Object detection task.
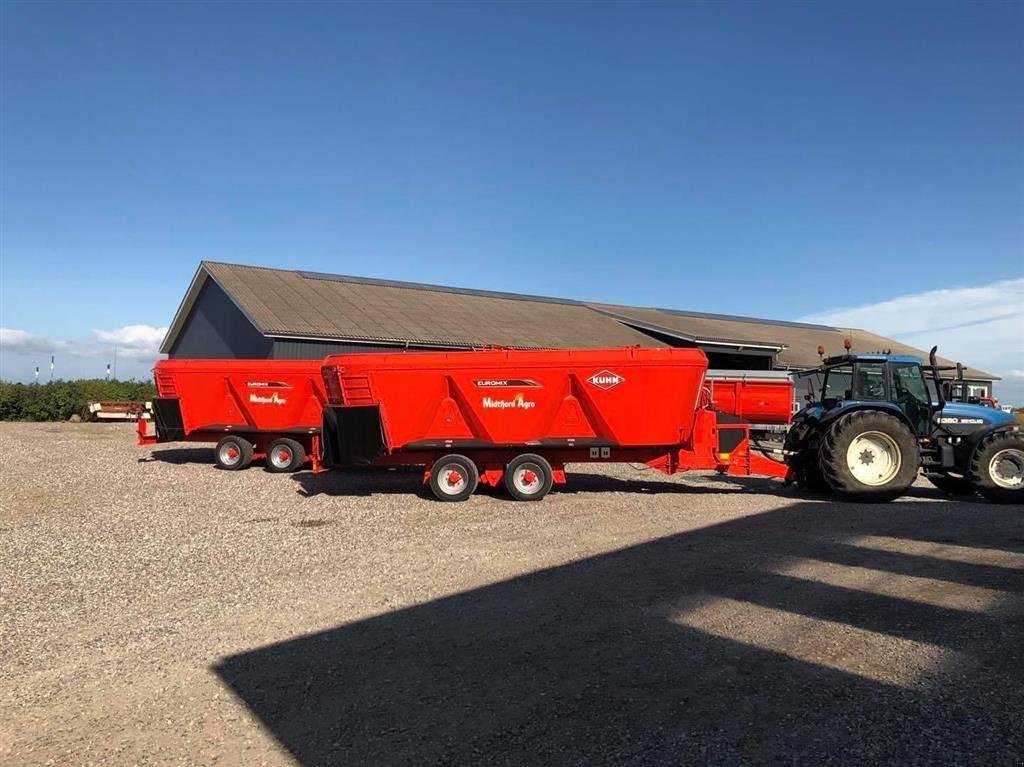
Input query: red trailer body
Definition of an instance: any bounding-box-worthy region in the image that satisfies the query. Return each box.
[319,347,793,500]
[706,375,795,425]
[138,359,327,471]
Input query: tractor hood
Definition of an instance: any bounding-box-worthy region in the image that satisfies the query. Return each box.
[934,401,1017,432]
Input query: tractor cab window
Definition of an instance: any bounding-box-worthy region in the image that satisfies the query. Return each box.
[822,365,853,402]
[892,363,929,403]
[853,362,887,400]
[891,362,930,434]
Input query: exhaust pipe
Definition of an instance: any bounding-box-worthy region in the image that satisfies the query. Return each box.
[929,346,946,409]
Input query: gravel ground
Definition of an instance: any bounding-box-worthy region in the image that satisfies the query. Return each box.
[1,422,1022,766]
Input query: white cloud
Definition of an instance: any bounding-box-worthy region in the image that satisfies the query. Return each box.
[0,324,167,381]
[800,278,1024,407]
[0,328,72,355]
[92,324,168,358]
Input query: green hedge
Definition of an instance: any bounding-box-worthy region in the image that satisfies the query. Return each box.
[0,379,157,421]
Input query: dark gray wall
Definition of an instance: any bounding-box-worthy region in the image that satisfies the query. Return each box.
[270,339,418,359]
[169,280,273,359]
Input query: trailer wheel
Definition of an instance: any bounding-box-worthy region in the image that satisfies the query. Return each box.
[266,437,307,473]
[215,436,254,470]
[429,454,479,502]
[818,411,918,502]
[969,432,1024,504]
[505,453,554,502]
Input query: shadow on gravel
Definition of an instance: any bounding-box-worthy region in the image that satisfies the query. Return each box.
[140,447,215,465]
[215,500,1024,765]
[291,466,430,498]
[291,467,788,500]
[558,471,790,496]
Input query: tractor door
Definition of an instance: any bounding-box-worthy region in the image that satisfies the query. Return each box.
[889,362,932,435]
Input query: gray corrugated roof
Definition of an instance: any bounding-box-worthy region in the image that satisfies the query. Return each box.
[587,303,997,379]
[167,262,665,351]
[159,261,998,381]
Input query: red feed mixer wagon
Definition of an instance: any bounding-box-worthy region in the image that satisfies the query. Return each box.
[318,346,794,500]
[138,359,328,471]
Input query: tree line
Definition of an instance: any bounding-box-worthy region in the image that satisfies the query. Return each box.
[0,379,157,421]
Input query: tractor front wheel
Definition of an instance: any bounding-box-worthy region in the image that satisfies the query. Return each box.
[819,411,919,502]
[970,432,1024,504]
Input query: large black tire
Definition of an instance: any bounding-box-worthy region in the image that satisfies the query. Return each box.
[795,434,827,492]
[428,454,479,502]
[215,436,254,470]
[819,411,919,502]
[266,437,306,473]
[969,432,1024,504]
[504,453,554,502]
[926,473,975,496]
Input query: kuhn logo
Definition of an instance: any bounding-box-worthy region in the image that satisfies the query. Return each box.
[587,370,625,390]
[249,393,288,405]
[482,394,536,410]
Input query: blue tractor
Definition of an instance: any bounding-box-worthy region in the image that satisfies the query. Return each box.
[784,348,1022,503]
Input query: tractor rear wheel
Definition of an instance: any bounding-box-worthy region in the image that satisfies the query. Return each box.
[970,432,1024,504]
[819,411,919,502]
[428,454,479,502]
[215,436,254,471]
[926,473,975,496]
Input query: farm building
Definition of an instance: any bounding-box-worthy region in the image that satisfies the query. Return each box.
[160,261,998,396]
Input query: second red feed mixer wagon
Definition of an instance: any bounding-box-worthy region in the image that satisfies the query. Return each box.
[138,359,328,471]
[318,346,794,500]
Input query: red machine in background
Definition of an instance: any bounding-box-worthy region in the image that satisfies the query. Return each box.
[138,359,327,472]
[319,347,793,501]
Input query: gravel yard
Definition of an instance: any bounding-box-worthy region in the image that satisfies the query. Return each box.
[2,422,1022,766]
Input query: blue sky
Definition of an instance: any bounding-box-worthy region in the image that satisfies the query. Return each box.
[1,2,1022,397]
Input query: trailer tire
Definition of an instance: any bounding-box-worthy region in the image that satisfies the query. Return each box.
[505,453,554,502]
[818,410,918,502]
[215,436,254,471]
[266,437,306,473]
[969,432,1024,504]
[429,454,479,502]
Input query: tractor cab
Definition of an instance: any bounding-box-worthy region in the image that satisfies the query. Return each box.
[813,353,934,435]
[786,348,1021,503]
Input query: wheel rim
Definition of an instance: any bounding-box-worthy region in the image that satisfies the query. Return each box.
[270,445,293,470]
[219,443,241,467]
[436,463,468,496]
[989,448,1024,490]
[512,464,543,495]
[846,431,901,486]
